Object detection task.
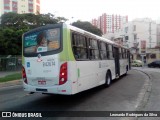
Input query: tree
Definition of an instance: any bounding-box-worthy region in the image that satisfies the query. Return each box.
[72,21,102,36]
[1,12,68,29]
[0,28,28,55]
[0,12,68,55]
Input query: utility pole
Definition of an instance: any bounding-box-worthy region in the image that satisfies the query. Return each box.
[149,21,152,48]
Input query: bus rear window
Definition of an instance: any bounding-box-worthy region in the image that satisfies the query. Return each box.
[24,28,60,54]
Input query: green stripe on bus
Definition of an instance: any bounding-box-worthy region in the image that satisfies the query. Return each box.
[67,29,75,61]
[60,28,75,61]
[59,28,68,61]
[77,68,80,78]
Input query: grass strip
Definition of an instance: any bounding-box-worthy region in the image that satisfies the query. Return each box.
[0,72,22,83]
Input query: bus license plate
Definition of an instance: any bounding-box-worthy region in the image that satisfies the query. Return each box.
[38,80,46,85]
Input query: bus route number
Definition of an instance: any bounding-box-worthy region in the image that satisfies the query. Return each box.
[43,61,55,67]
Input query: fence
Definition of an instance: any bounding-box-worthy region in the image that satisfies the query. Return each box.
[0,55,21,71]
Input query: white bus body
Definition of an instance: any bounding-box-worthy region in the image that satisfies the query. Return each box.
[22,23,131,95]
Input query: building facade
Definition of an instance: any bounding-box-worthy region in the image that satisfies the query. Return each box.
[0,0,40,16]
[91,13,128,34]
[103,18,160,62]
[157,24,160,46]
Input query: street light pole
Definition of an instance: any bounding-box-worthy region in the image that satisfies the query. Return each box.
[149,21,152,48]
[133,38,139,60]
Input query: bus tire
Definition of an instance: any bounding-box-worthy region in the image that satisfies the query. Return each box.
[104,71,112,87]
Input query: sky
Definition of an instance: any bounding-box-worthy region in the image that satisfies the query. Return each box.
[41,0,160,22]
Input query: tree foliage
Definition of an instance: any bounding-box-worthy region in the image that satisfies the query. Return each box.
[72,21,102,36]
[0,12,67,55]
[1,12,67,29]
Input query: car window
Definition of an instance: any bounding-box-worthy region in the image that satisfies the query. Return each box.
[156,61,160,64]
[152,61,158,64]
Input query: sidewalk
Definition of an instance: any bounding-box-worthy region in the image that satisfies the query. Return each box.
[0,71,22,88]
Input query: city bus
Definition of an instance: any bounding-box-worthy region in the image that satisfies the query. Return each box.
[22,23,131,95]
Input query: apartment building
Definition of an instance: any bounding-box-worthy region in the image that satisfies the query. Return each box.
[103,18,160,61]
[0,0,40,16]
[122,18,156,50]
[91,13,128,34]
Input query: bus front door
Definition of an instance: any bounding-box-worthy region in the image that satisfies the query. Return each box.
[114,47,120,78]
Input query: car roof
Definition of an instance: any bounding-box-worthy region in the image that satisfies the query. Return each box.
[153,60,160,62]
[133,60,142,62]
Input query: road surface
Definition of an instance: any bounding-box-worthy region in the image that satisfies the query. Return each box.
[0,69,152,120]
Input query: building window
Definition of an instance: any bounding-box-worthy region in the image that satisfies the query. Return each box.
[133,25,136,31]
[125,27,128,33]
[28,0,33,3]
[12,1,17,12]
[4,9,10,12]
[134,34,137,40]
[4,4,10,7]
[125,36,128,41]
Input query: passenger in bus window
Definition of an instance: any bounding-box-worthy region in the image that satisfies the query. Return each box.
[74,48,80,59]
[34,31,47,53]
[81,49,87,59]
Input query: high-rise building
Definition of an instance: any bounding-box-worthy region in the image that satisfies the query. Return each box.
[0,0,40,16]
[91,19,97,27]
[91,13,128,34]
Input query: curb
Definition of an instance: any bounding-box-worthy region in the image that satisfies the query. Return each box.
[132,68,152,111]
[0,79,22,88]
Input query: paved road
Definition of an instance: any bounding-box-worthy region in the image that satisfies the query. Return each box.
[0,69,151,120]
[134,67,160,120]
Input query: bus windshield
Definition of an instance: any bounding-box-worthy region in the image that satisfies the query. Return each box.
[24,28,61,54]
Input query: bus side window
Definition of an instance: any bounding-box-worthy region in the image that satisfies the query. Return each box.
[108,44,113,59]
[112,46,114,58]
[122,48,124,59]
[89,39,100,60]
[119,48,122,59]
[72,33,88,60]
[124,49,126,59]
[72,34,76,46]
[106,44,109,59]
[100,42,107,60]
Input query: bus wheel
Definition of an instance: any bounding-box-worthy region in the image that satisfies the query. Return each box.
[105,72,112,87]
